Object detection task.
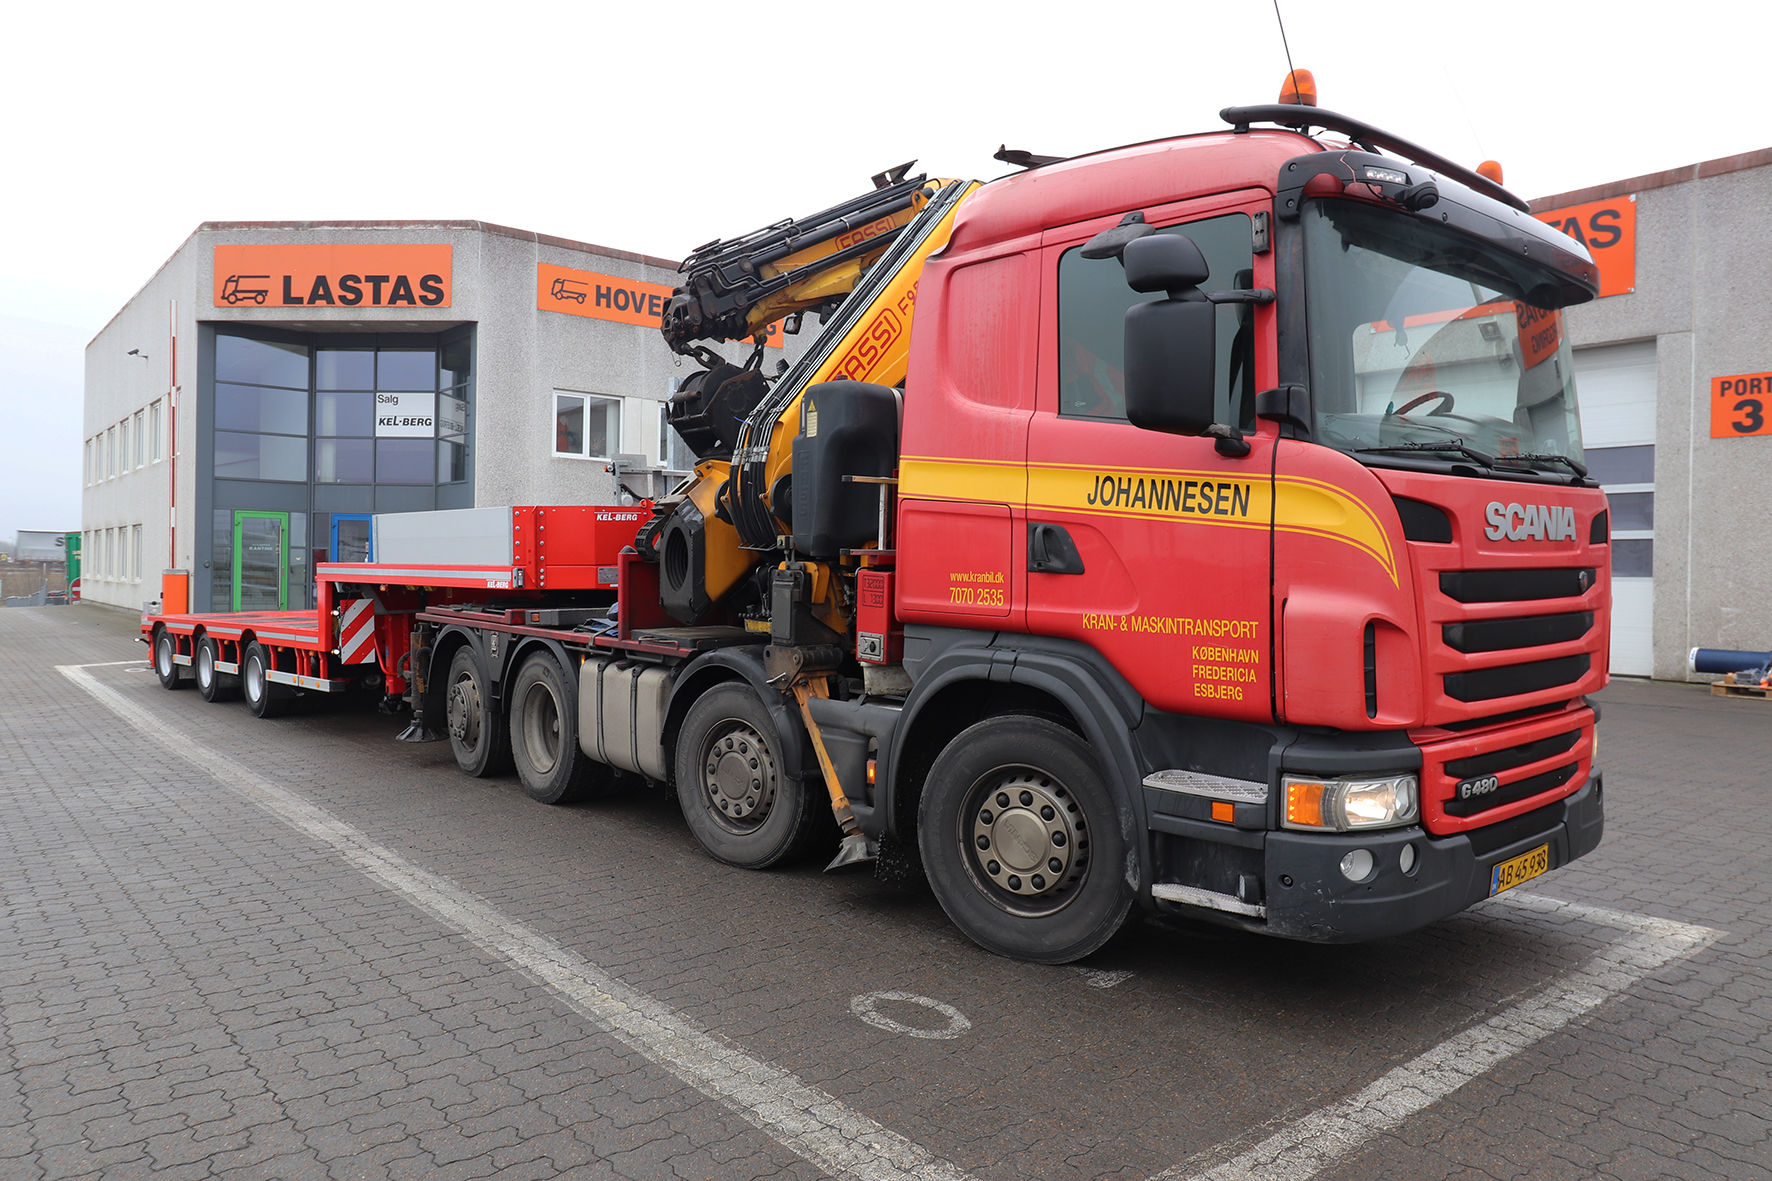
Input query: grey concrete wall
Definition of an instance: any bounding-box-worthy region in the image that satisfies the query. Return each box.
[1549,153,1772,678]
[83,246,199,611]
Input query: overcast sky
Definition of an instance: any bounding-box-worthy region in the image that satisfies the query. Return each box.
[2,0,1765,541]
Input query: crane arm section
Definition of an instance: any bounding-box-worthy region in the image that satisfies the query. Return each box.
[661,166,936,361]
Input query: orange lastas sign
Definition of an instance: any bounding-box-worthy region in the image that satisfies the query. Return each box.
[537,263,781,347]
[214,245,451,308]
[1533,196,1636,298]
[1711,371,1772,439]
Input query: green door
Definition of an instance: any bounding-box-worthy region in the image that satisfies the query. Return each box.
[232,511,290,611]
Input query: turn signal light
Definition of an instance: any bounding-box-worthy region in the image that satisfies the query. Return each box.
[1476,160,1505,184]
[1279,68,1318,107]
[1286,779,1328,827]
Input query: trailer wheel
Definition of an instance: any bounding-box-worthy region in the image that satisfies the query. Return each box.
[153,628,189,690]
[195,637,236,703]
[674,682,828,869]
[241,641,288,719]
[509,652,607,804]
[918,715,1132,964]
[446,646,511,778]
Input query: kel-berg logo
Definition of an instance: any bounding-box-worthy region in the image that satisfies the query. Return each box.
[214,245,452,308]
[1484,501,1578,542]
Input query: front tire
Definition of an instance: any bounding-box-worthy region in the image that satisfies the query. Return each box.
[241,641,288,719]
[918,716,1133,964]
[674,682,828,869]
[508,652,608,804]
[196,636,236,702]
[153,628,189,690]
[446,645,512,777]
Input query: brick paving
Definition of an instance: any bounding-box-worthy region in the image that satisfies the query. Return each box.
[0,603,1768,1180]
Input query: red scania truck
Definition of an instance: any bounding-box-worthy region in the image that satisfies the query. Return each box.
[145,85,1609,964]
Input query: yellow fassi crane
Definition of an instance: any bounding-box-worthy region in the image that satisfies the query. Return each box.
[640,169,976,634]
[637,166,977,867]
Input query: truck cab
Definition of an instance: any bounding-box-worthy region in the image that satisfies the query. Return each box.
[875,113,1605,956]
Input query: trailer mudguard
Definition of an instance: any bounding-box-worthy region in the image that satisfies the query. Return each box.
[662,646,815,784]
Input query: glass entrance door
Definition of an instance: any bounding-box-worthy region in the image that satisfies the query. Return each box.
[331,514,373,564]
[232,511,289,611]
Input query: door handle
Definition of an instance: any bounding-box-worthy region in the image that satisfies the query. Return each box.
[1028,523,1085,575]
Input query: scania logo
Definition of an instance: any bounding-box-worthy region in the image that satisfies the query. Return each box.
[1457,774,1501,800]
[1485,501,1577,541]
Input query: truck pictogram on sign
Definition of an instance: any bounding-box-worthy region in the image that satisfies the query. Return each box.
[219,275,270,305]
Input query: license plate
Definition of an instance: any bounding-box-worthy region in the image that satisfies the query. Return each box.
[1489,843,1551,896]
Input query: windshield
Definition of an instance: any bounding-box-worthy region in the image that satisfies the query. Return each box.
[1303,198,1584,471]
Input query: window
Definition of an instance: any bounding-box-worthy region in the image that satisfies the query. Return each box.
[106,426,116,479]
[132,524,143,581]
[659,400,695,473]
[554,392,620,459]
[1057,211,1256,427]
[134,410,146,467]
[215,433,307,481]
[150,401,163,462]
[215,336,310,484]
[84,438,93,485]
[105,528,114,578]
[119,417,130,474]
[1586,444,1655,579]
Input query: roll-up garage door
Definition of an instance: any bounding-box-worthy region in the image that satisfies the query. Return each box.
[1575,340,1657,677]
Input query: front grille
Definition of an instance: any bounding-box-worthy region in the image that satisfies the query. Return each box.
[1443,611,1594,654]
[1439,700,1572,732]
[1444,762,1578,818]
[1440,568,1595,603]
[1444,654,1592,702]
[1467,799,1565,855]
[1445,729,1582,779]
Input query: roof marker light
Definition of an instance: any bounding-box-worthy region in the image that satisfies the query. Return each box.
[1477,160,1505,185]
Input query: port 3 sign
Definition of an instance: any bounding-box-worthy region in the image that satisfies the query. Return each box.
[1533,196,1635,298]
[1712,372,1772,438]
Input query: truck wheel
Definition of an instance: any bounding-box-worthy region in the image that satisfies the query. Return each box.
[196,637,236,703]
[241,641,288,719]
[918,716,1133,964]
[674,682,827,869]
[446,646,511,778]
[508,652,608,804]
[153,628,189,690]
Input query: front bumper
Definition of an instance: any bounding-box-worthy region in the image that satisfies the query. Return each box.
[1149,772,1603,942]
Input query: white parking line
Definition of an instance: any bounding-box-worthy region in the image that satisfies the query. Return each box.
[1163,893,1720,1181]
[59,664,976,1181]
[61,664,1722,1181]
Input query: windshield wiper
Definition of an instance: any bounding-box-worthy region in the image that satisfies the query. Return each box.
[1501,453,1589,478]
[1356,440,1496,468]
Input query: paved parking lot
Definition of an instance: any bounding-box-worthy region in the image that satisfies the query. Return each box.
[2,603,1769,1180]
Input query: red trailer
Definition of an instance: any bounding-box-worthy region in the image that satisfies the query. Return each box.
[145,506,649,722]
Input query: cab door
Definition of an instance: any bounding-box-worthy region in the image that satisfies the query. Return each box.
[1024,193,1277,723]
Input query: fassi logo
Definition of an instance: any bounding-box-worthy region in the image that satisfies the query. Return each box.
[1485,501,1578,541]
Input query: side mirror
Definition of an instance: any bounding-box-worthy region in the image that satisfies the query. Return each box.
[1124,233,1211,294]
[1122,235,1217,437]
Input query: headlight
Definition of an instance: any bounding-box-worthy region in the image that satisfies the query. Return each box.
[1283,773,1419,832]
